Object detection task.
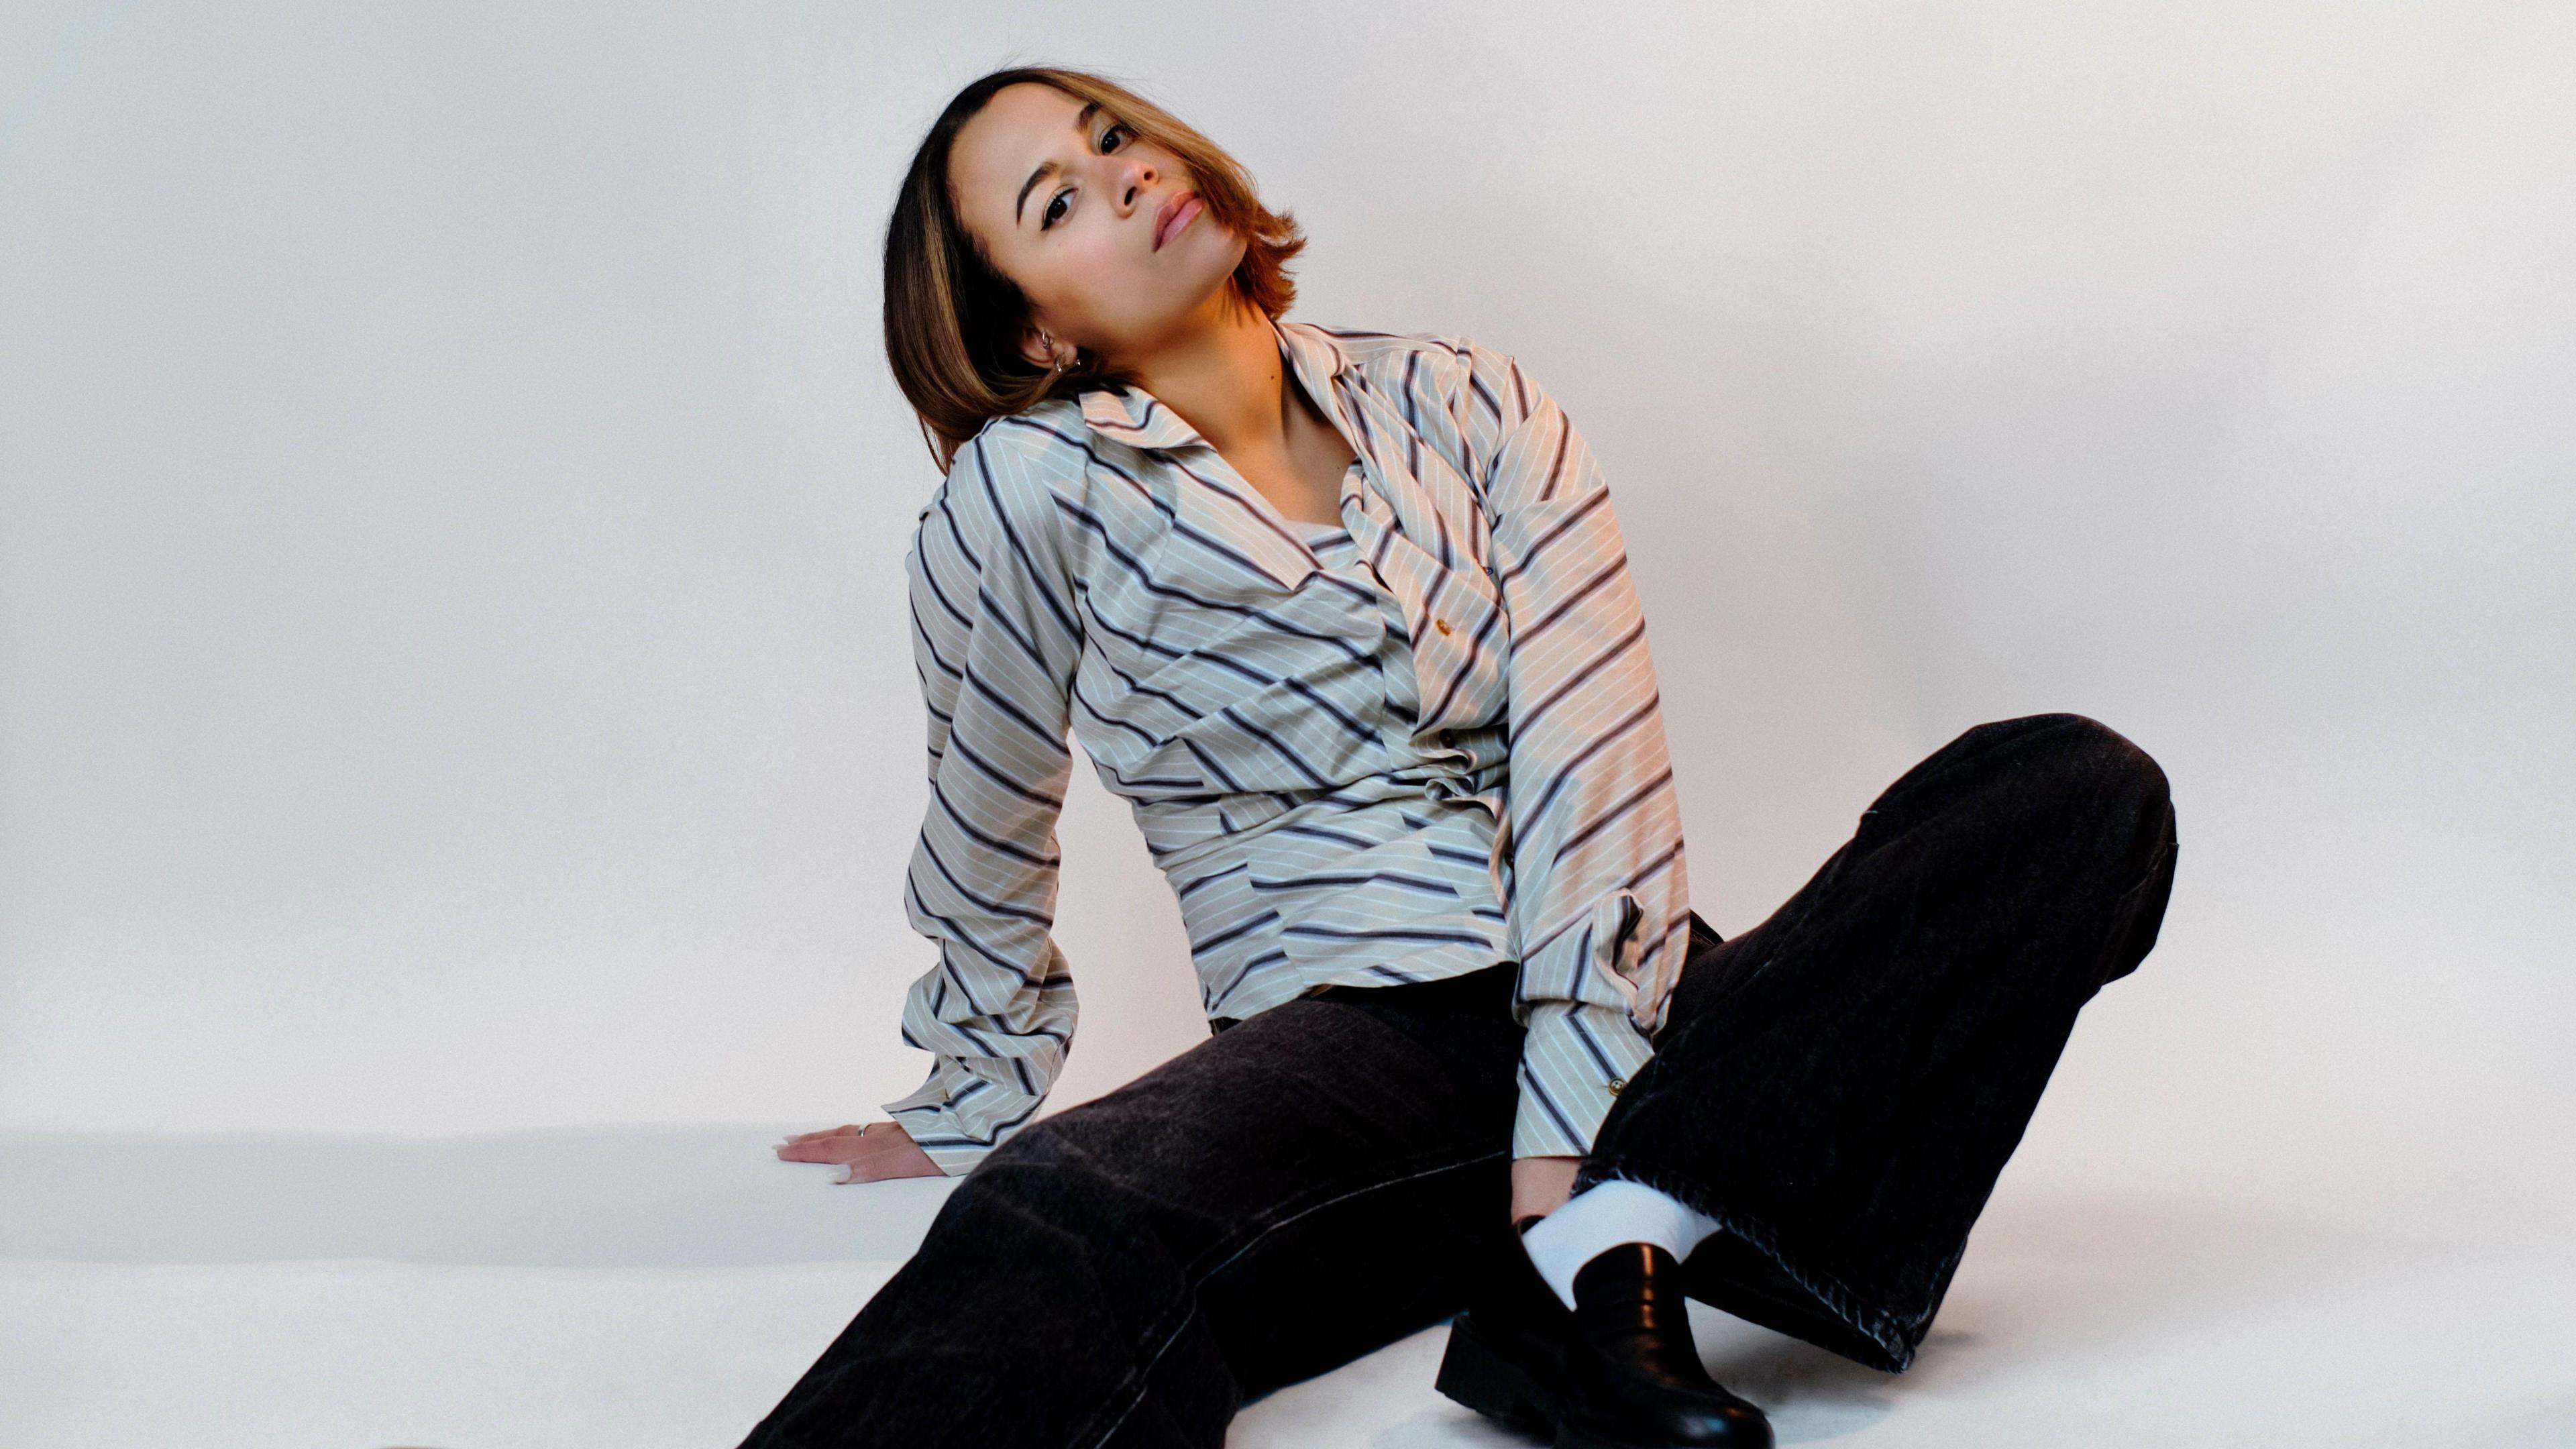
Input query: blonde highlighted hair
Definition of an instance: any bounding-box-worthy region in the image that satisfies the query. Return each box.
[883,65,1309,472]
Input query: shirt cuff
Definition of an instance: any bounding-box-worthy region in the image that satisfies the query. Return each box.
[881,1068,1039,1177]
[1512,997,1660,1159]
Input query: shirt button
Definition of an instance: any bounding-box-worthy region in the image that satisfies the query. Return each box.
[1606,1077,1626,1096]
[1433,616,1453,636]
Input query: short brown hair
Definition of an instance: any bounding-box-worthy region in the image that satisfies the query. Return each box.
[883,64,1308,472]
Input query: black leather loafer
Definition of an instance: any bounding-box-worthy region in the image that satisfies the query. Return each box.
[1437,1238,1772,1448]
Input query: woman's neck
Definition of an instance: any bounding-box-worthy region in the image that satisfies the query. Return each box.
[1120,288,1291,458]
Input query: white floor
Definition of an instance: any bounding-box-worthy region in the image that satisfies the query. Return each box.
[5,1131,2572,1448]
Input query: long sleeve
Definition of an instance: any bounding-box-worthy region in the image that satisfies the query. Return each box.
[1454,340,1696,1161]
[878,433,1087,1177]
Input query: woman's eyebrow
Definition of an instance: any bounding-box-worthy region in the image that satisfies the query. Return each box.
[1016,100,1104,226]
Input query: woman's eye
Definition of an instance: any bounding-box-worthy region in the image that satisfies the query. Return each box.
[1040,125,1126,231]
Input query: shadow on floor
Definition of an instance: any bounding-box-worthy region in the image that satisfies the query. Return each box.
[0,1128,957,1267]
[1670,1189,2374,1440]
[5,1128,2392,1444]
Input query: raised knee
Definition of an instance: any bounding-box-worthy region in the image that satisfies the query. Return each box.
[1928,716,2175,885]
[2074,717,2169,820]
[1982,713,2169,812]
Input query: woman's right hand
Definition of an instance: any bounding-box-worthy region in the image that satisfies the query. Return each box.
[773,1120,947,1183]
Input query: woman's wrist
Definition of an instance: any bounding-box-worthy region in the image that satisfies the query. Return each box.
[1509,1153,1585,1224]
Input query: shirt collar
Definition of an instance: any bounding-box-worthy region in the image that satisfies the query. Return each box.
[1075,319,1353,453]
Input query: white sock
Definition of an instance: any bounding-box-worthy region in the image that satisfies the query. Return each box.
[1519,1177,1724,1312]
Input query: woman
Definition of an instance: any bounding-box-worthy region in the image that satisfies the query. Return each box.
[741,65,2178,1449]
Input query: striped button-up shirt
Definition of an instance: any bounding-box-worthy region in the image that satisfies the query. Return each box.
[881,319,1694,1175]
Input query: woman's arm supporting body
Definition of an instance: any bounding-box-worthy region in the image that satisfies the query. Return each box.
[1447,338,1697,1173]
[865,427,1089,1178]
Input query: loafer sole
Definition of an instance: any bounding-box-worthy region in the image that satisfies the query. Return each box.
[1438,1307,1778,1449]
[1439,1309,1682,1449]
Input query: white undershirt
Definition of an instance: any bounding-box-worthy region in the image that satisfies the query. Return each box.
[1517,1177,1724,1311]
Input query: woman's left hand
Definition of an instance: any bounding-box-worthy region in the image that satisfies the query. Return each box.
[775,1121,945,1183]
[1510,1154,1583,1229]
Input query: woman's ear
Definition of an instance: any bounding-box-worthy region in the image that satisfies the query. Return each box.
[1018,323,1069,374]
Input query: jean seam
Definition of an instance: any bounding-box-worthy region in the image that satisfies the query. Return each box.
[1072,1146,1507,1449]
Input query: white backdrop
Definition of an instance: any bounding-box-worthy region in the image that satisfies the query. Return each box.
[5,1,2571,1247]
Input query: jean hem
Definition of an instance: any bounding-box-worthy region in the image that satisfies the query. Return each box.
[1579,1156,1923,1373]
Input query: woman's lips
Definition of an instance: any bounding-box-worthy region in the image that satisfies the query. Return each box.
[1154,191,1202,250]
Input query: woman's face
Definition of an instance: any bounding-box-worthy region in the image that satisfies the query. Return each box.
[948,83,1247,372]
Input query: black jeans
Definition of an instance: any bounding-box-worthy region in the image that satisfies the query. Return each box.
[737,713,2178,1448]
